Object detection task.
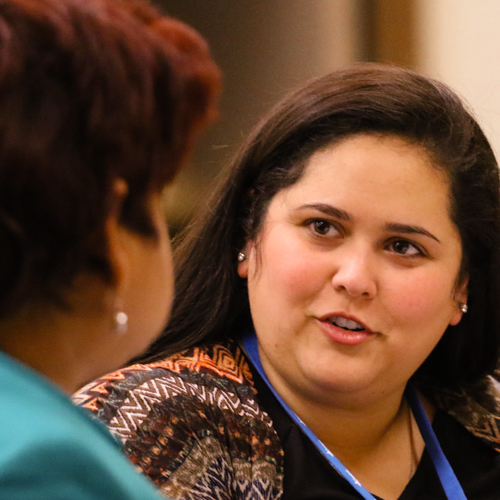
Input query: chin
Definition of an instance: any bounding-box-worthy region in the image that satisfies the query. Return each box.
[303,365,386,398]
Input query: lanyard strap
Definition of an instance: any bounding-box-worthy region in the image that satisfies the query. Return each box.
[242,330,467,500]
[405,385,467,499]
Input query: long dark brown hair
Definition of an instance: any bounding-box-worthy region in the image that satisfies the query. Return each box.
[142,63,500,387]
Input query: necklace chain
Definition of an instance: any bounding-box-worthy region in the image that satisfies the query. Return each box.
[407,400,417,480]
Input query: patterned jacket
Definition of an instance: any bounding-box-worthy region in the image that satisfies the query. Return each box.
[74,340,500,500]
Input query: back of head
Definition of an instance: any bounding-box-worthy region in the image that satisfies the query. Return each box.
[0,0,220,314]
[146,63,500,388]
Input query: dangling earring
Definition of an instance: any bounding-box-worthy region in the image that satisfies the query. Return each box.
[459,303,468,314]
[114,310,128,334]
[238,252,247,262]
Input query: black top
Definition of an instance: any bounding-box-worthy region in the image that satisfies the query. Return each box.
[251,368,500,500]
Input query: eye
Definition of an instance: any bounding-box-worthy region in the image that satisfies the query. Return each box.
[313,220,330,235]
[389,239,422,256]
[307,219,339,237]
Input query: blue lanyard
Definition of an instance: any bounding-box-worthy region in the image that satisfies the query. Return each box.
[242,331,467,500]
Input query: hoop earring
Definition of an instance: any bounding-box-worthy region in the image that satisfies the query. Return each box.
[459,303,468,314]
[238,252,247,262]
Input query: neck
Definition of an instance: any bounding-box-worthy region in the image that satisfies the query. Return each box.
[319,396,423,500]
[0,309,87,394]
[258,359,429,500]
[0,276,114,394]
[282,381,410,453]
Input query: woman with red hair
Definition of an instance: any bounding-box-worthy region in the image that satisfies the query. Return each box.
[0,0,219,498]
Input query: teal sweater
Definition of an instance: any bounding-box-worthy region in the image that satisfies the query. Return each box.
[0,349,163,500]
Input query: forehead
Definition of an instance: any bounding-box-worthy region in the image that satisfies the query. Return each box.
[268,133,453,225]
[295,133,446,193]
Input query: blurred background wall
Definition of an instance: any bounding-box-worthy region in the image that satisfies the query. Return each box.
[153,0,500,232]
[416,0,500,161]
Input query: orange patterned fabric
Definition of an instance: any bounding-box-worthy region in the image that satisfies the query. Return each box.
[74,340,500,499]
[75,341,284,499]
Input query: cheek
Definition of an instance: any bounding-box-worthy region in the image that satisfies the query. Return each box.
[255,235,325,301]
[385,268,456,324]
[158,238,175,320]
[136,234,174,328]
[159,253,174,321]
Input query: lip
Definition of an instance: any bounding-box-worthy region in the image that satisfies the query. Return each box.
[317,312,375,346]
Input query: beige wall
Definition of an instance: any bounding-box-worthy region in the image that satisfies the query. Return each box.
[416,0,500,157]
[156,0,365,229]
[157,0,500,228]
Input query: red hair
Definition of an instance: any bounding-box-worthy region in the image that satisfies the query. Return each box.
[0,0,220,313]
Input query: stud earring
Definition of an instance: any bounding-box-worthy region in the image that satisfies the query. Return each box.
[114,310,128,334]
[238,252,246,262]
[459,303,468,314]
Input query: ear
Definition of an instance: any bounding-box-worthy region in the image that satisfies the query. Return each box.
[449,276,469,326]
[237,241,253,278]
[104,179,129,288]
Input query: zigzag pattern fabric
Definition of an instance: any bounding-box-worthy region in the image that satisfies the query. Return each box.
[74,340,500,499]
[74,341,284,499]
[420,376,500,453]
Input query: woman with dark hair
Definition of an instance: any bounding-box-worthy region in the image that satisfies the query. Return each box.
[0,0,220,498]
[78,64,500,499]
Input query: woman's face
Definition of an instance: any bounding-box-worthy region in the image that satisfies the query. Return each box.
[121,193,174,353]
[101,191,174,372]
[239,134,467,407]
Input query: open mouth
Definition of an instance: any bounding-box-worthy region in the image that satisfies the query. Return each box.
[327,316,365,332]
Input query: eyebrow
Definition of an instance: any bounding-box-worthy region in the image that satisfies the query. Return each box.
[385,223,441,243]
[297,203,351,221]
[297,203,440,243]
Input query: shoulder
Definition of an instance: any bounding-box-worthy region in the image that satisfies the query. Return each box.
[0,431,161,500]
[74,340,284,499]
[0,362,160,499]
[422,374,500,453]
[74,340,257,433]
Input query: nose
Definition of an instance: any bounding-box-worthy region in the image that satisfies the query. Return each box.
[330,245,377,299]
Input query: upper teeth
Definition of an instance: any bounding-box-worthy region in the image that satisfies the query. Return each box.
[330,316,364,331]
